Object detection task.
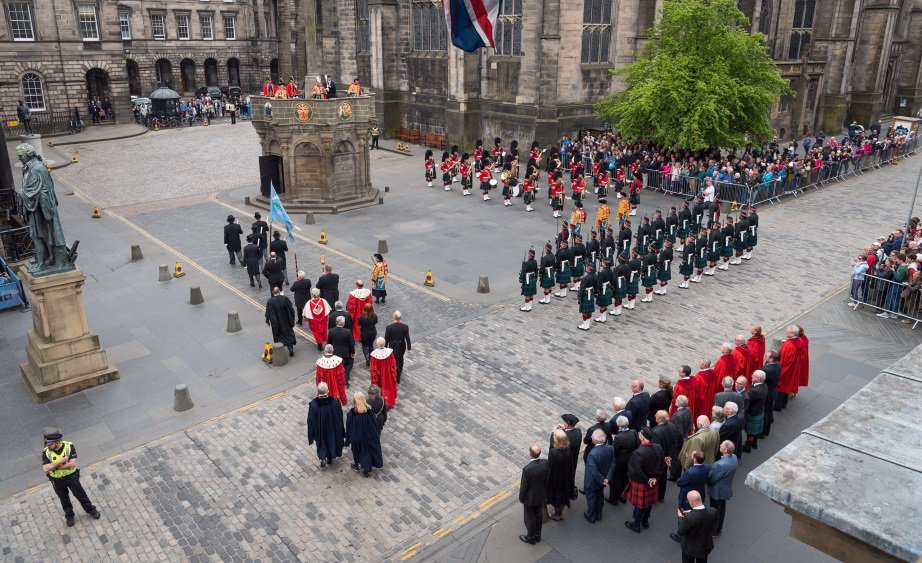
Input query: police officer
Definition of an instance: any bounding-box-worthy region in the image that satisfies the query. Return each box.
[41,428,100,527]
[370,125,380,150]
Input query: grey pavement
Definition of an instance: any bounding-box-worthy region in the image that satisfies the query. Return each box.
[0,126,920,562]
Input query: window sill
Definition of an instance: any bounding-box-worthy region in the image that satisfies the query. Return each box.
[82,38,100,42]
[179,37,189,40]
[154,36,165,40]
[580,63,612,70]
[13,38,35,42]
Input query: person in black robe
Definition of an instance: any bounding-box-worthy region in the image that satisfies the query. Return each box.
[262,252,286,291]
[251,212,269,260]
[224,215,243,265]
[345,392,384,477]
[265,287,296,356]
[648,377,674,427]
[268,231,289,285]
[243,236,262,288]
[550,414,582,499]
[546,430,574,520]
[307,382,345,468]
[290,271,312,325]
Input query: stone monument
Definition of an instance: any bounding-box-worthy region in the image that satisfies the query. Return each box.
[14,144,119,403]
[249,94,380,213]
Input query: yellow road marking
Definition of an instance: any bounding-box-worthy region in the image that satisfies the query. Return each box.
[208,193,451,302]
[400,542,426,561]
[432,528,452,539]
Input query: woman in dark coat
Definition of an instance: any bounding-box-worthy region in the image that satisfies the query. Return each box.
[546,429,574,521]
[366,384,388,433]
[358,303,378,366]
[647,375,673,427]
[345,391,384,477]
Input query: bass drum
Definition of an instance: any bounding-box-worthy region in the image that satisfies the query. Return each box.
[512,182,522,197]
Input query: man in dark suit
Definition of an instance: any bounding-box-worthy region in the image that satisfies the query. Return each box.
[290,271,312,326]
[761,350,781,436]
[262,252,286,292]
[714,377,741,411]
[608,396,633,436]
[268,231,289,285]
[242,236,263,288]
[625,379,651,431]
[518,444,549,544]
[251,212,269,260]
[327,316,355,386]
[223,215,243,265]
[718,403,744,460]
[328,301,353,331]
[677,490,718,562]
[744,371,768,452]
[582,410,612,463]
[324,74,337,99]
[651,410,681,501]
[707,441,738,537]
[584,430,613,523]
[383,311,411,383]
[606,416,637,506]
[316,265,340,306]
[670,451,710,542]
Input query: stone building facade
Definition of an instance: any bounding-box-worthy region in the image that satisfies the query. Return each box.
[0,0,279,122]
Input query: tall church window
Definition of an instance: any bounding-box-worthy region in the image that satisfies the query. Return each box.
[356,0,370,52]
[494,0,522,56]
[581,0,612,64]
[787,0,814,60]
[413,1,446,51]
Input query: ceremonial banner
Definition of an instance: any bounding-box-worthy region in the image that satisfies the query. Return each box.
[443,0,502,52]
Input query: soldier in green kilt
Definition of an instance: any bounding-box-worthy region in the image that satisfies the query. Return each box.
[538,243,556,304]
[718,216,735,271]
[732,211,748,265]
[640,244,658,303]
[706,223,721,276]
[694,229,709,282]
[655,239,674,295]
[519,248,538,312]
[678,232,696,288]
[594,257,614,323]
[665,207,678,247]
[677,200,693,251]
[618,221,633,256]
[692,196,707,233]
[651,210,666,250]
[744,207,758,260]
[612,252,630,316]
[554,239,572,298]
[571,233,586,286]
[636,216,653,258]
[577,261,598,330]
[586,229,601,272]
[626,248,641,309]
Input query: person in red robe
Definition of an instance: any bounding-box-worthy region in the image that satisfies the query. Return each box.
[778,325,805,408]
[747,325,766,372]
[369,337,398,408]
[345,280,373,342]
[692,359,719,418]
[669,365,698,426]
[732,335,754,385]
[303,288,331,351]
[797,326,810,390]
[713,344,738,389]
[316,345,347,406]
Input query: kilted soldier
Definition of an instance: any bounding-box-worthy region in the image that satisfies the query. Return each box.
[501,162,514,207]
[626,248,642,309]
[556,221,570,249]
[528,141,541,171]
[440,151,452,191]
[459,153,472,197]
[522,169,538,212]
[694,229,709,283]
[449,145,461,182]
[656,239,674,295]
[678,232,697,288]
[539,243,556,304]
[424,150,436,187]
[551,172,565,218]
[555,239,573,298]
[595,257,614,323]
[578,262,598,330]
[473,139,484,171]
[618,221,633,255]
[705,224,721,276]
[677,200,693,251]
[478,159,493,201]
[641,244,658,303]
[651,210,666,250]
[571,233,587,286]
[718,216,735,271]
[491,137,504,172]
[612,252,630,316]
[636,217,653,258]
[732,211,748,265]
[629,170,642,215]
[744,207,758,260]
[603,226,617,262]
[572,173,586,204]
[692,196,707,233]
[596,168,609,199]
[519,248,539,312]
[586,229,601,271]
[665,207,679,247]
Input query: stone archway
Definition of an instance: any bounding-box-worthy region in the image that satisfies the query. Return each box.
[204,58,218,86]
[227,58,240,87]
[126,60,142,96]
[155,59,173,88]
[180,58,196,93]
[294,142,323,198]
[85,68,111,100]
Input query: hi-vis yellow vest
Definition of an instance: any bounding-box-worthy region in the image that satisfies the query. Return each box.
[45,441,76,479]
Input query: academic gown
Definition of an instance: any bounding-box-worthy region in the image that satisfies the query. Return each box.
[304,297,331,346]
[747,335,765,371]
[670,377,698,422]
[797,335,810,388]
[732,345,754,383]
[370,347,398,407]
[694,369,719,413]
[316,355,347,406]
[778,337,802,395]
[346,288,373,341]
[307,395,345,461]
[346,409,384,473]
[713,355,738,388]
[265,295,296,348]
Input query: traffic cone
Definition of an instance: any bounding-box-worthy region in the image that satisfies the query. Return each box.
[173,262,186,278]
[91,207,101,219]
[262,342,273,364]
[47,140,54,147]
[71,154,78,164]
[424,271,435,287]
[319,231,328,244]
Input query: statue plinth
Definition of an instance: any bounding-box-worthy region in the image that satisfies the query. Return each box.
[19,266,119,403]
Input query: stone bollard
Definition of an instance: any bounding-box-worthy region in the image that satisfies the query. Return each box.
[271,343,289,366]
[173,384,194,412]
[244,196,251,205]
[189,286,204,305]
[158,264,171,282]
[378,197,384,205]
[130,245,143,262]
[377,239,389,254]
[384,186,390,193]
[477,276,490,294]
[305,212,315,225]
[226,311,242,333]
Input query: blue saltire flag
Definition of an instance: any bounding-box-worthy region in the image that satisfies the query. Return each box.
[269,182,295,242]
[443,0,503,52]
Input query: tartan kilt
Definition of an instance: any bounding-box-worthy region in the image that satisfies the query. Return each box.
[733,238,746,252]
[679,262,694,276]
[572,260,585,278]
[540,271,556,289]
[629,193,640,205]
[521,278,538,297]
[579,295,595,314]
[708,250,721,262]
[597,185,608,197]
[623,480,658,509]
[720,245,734,258]
[552,195,565,209]
[677,227,689,239]
[666,233,677,244]
[745,413,764,436]
[642,274,657,288]
[747,233,758,247]
[502,184,512,197]
[461,176,471,187]
[425,169,436,181]
[654,235,664,249]
[613,283,627,300]
[626,279,640,295]
[443,172,452,183]
[480,181,491,192]
[596,289,613,308]
[557,267,572,285]
[695,256,709,269]
[658,268,672,282]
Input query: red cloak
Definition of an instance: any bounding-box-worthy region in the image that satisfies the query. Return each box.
[778,337,802,395]
[692,369,719,420]
[315,355,347,406]
[346,288,373,341]
[304,297,331,345]
[670,377,698,425]
[747,335,765,371]
[732,344,754,384]
[713,354,738,388]
[370,347,398,408]
[797,335,810,388]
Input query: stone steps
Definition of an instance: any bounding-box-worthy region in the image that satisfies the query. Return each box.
[249,189,382,214]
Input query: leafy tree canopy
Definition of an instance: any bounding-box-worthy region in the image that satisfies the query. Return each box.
[595,0,793,151]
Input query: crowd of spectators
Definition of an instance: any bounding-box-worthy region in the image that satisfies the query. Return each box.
[850,217,922,323]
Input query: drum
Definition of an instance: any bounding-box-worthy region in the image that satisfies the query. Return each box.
[489,178,498,187]
[513,183,522,197]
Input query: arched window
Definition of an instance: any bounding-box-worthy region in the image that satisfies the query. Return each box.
[21,72,45,111]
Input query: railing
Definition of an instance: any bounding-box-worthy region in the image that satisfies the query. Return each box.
[0,226,35,262]
[638,135,921,208]
[1,109,76,136]
[850,273,921,329]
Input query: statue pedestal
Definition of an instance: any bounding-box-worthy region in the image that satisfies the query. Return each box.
[19,267,119,403]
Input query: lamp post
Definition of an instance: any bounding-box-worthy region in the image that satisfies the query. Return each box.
[906,152,922,235]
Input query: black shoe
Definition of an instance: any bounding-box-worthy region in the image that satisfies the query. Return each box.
[583,513,596,524]
[351,464,359,472]
[363,472,370,478]
[743,445,752,453]
[320,460,327,468]
[605,499,618,506]
[289,350,294,357]
[519,534,536,545]
[90,510,101,519]
[752,441,759,449]
[670,532,682,543]
[642,520,649,529]
[624,521,641,533]
[230,261,235,265]
[66,517,75,527]
[250,282,255,287]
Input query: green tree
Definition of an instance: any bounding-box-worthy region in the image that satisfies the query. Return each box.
[595,0,793,150]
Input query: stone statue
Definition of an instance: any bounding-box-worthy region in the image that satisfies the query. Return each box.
[16,143,77,276]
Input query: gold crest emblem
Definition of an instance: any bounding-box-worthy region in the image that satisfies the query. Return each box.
[338,102,353,121]
[295,102,312,123]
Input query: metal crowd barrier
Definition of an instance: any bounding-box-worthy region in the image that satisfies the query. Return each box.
[850,273,921,329]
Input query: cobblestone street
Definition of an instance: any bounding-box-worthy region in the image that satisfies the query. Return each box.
[1,125,920,562]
